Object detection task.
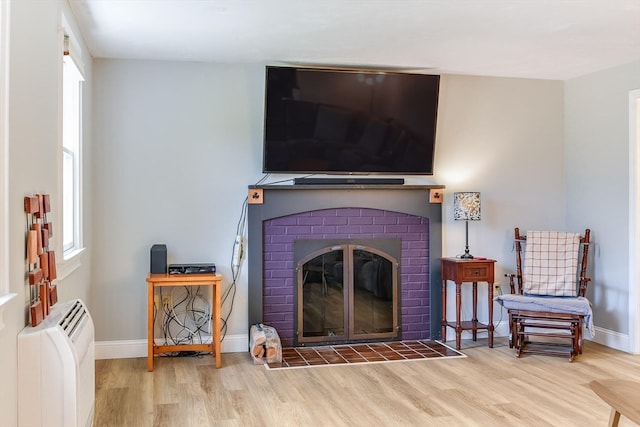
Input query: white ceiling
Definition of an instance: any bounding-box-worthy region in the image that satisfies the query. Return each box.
[69,0,640,80]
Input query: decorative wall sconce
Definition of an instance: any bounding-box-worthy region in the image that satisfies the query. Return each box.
[453,192,481,259]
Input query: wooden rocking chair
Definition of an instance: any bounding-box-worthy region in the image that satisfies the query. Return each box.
[495,228,592,361]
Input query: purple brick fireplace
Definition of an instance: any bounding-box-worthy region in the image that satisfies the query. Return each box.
[247,184,444,347]
[263,208,428,346]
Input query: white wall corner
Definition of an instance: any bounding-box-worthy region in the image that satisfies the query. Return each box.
[628,88,640,355]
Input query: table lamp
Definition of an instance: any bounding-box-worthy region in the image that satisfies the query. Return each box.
[453,192,481,259]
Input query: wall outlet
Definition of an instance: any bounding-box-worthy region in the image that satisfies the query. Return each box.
[233,235,244,267]
[493,283,501,293]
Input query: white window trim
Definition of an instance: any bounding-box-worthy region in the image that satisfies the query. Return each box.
[57,12,85,279]
[0,0,16,329]
[62,54,83,258]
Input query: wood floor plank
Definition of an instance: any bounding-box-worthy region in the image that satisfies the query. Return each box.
[94,339,640,426]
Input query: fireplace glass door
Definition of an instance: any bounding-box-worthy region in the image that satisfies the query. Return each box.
[296,243,398,345]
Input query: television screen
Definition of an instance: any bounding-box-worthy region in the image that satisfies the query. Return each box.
[263,66,440,175]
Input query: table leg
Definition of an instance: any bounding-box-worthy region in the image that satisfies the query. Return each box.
[214,281,221,368]
[147,282,154,372]
[455,282,462,350]
[441,279,447,343]
[488,281,494,348]
[608,407,621,427]
[472,282,478,341]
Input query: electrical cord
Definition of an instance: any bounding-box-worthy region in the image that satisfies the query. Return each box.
[159,286,211,350]
[219,173,278,342]
[456,284,504,338]
[218,173,317,342]
[169,286,210,343]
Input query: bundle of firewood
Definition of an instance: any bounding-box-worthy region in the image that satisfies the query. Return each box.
[250,323,282,365]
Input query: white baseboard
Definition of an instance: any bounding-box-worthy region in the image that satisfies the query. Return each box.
[591,326,632,353]
[453,322,635,354]
[456,321,630,353]
[95,334,249,360]
[95,326,635,360]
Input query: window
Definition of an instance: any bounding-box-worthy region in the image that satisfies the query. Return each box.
[61,37,84,258]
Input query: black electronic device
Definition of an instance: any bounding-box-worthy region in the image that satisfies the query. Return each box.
[263,66,440,175]
[293,177,405,185]
[150,244,167,274]
[168,263,217,275]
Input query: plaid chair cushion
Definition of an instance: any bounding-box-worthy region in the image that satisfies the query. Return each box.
[523,231,581,297]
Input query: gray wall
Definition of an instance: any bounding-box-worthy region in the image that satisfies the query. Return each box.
[90,63,570,350]
[91,59,262,343]
[89,62,637,353]
[565,60,640,338]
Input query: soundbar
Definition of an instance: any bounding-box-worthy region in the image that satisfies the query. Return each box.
[294,177,405,186]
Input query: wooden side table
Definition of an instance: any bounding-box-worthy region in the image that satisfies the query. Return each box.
[146,273,223,371]
[589,379,640,427]
[441,258,496,350]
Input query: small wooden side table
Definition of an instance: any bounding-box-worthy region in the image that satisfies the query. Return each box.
[589,379,640,427]
[441,258,496,350]
[146,273,223,371]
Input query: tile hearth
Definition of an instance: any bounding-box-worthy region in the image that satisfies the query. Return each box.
[266,340,464,369]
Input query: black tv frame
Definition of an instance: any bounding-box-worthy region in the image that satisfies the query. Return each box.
[262,66,440,176]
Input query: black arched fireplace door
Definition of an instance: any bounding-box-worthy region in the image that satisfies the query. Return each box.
[294,239,400,346]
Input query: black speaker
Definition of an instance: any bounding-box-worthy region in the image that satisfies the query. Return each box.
[150,244,167,274]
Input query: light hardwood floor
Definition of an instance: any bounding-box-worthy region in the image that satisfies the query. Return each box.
[94,338,640,427]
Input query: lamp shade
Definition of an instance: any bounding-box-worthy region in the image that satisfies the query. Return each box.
[453,192,481,221]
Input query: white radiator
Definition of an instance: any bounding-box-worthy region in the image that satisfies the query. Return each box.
[18,299,95,427]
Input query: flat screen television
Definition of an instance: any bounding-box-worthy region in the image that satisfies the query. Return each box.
[262,66,440,175]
